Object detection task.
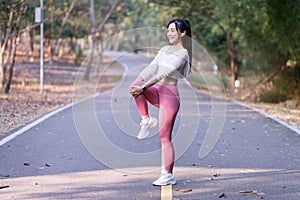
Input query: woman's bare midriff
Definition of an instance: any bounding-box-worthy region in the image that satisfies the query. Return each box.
[160,77,178,85]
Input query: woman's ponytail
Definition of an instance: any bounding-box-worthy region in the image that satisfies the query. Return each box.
[183,20,192,68]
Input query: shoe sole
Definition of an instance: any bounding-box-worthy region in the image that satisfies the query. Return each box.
[152,181,177,186]
[137,118,157,140]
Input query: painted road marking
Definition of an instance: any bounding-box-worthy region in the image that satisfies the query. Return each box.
[160,150,173,200]
[161,184,172,200]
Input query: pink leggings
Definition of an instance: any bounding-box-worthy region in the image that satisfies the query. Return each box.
[133,81,180,172]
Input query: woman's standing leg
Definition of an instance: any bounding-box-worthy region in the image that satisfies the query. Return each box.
[152,83,179,186]
[158,84,180,173]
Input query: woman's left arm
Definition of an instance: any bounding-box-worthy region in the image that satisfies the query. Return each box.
[129,76,159,97]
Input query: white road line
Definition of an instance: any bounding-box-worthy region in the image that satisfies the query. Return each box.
[0,103,73,146]
[234,100,300,135]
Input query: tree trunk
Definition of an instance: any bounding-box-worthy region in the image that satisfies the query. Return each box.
[95,40,103,76]
[0,55,7,89]
[25,23,31,62]
[110,2,125,51]
[227,32,238,90]
[84,0,122,81]
[29,25,35,62]
[2,37,12,89]
[47,38,54,65]
[84,0,97,81]
[1,32,13,90]
[4,36,17,93]
[0,4,14,90]
[111,6,125,52]
[2,0,27,93]
[54,0,77,55]
[0,40,7,88]
[69,37,76,54]
[94,0,121,63]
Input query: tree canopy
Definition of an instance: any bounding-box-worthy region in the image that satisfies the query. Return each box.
[0,0,299,102]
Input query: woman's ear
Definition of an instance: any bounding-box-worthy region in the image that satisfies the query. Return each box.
[181,31,186,37]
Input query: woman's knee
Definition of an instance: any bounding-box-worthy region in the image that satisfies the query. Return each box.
[159,133,171,144]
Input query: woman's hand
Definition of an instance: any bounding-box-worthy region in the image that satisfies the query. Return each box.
[129,85,143,97]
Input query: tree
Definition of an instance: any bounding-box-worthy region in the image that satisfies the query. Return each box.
[83,0,122,80]
[42,0,79,64]
[0,0,29,94]
[52,0,77,56]
[242,0,300,101]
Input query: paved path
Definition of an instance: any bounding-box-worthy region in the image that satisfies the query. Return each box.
[0,52,300,200]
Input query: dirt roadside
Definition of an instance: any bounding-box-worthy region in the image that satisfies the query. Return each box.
[1,60,299,138]
[0,59,123,137]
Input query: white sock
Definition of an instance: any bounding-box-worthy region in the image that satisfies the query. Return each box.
[142,117,150,123]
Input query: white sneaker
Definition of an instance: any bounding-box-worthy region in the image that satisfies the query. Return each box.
[137,117,157,140]
[152,172,176,186]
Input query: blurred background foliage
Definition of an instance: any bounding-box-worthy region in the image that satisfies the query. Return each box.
[0,0,299,104]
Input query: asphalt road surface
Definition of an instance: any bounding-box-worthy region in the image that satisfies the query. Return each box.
[0,52,299,200]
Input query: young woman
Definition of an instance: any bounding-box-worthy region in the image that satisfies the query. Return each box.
[129,19,192,186]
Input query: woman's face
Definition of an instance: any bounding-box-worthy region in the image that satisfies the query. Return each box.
[167,22,181,45]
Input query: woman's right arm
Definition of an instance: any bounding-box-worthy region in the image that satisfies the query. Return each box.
[129,48,161,96]
[137,47,164,81]
[130,57,157,87]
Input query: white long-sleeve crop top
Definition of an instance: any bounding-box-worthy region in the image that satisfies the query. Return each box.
[139,45,190,81]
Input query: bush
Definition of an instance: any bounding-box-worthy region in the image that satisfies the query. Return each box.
[260,89,288,103]
[260,65,300,103]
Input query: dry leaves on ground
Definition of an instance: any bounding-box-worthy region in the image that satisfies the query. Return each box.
[0,60,123,137]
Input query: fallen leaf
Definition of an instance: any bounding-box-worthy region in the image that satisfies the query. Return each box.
[176,189,193,193]
[218,193,225,198]
[239,190,256,194]
[0,185,9,189]
[0,174,9,177]
[239,190,265,195]
[231,119,246,123]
